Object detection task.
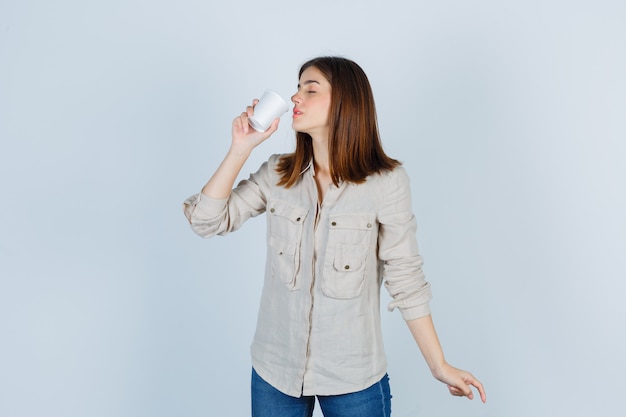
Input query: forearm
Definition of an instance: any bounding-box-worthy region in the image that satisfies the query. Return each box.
[201,146,252,199]
[201,99,280,199]
[406,315,447,378]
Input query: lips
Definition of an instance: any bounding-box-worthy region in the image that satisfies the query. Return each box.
[293,108,303,118]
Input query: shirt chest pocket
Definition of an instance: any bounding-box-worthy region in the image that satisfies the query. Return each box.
[267,200,309,290]
[322,213,376,299]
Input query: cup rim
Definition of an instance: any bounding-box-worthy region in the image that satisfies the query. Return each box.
[262,89,288,105]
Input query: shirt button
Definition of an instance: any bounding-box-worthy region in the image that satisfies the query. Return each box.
[296,217,301,222]
[344,265,350,270]
[367,223,372,228]
[331,221,337,226]
[270,208,275,213]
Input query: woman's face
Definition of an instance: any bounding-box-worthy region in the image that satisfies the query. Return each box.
[291,66,332,139]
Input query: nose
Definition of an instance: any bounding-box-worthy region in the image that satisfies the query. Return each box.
[291,92,301,104]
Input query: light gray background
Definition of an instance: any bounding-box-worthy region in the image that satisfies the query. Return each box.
[1,1,625,416]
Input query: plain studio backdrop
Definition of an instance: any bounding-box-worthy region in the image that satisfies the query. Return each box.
[1,1,625,416]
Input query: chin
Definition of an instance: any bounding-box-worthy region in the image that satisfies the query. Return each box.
[292,122,307,134]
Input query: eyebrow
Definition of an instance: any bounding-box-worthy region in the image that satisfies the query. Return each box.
[297,80,321,88]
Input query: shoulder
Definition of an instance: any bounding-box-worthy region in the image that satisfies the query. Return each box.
[256,153,288,173]
[251,153,293,185]
[266,153,292,168]
[367,165,410,188]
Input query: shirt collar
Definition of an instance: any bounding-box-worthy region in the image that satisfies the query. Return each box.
[301,159,345,188]
[300,159,314,176]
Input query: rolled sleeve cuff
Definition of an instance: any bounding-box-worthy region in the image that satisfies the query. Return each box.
[183,192,229,222]
[393,302,432,321]
[386,281,433,321]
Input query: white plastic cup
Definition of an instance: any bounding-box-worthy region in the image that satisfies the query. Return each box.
[248,90,289,132]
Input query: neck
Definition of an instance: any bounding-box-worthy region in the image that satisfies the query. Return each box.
[311,134,330,176]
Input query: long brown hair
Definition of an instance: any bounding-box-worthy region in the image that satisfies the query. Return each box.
[276,57,400,187]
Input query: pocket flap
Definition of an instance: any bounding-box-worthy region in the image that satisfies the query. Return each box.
[332,257,365,272]
[328,213,375,230]
[268,199,309,224]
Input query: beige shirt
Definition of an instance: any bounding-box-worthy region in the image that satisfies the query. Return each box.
[183,154,432,397]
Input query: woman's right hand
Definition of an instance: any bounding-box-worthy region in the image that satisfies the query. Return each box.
[200,100,280,199]
[230,99,280,153]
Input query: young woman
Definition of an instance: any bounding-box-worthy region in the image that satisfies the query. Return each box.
[183,57,486,417]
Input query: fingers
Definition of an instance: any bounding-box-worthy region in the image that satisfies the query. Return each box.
[232,99,280,142]
[236,98,259,133]
[262,118,280,137]
[459,373,486,403]
[232,99,258,131]
[447,385,465,396]
[448,383,474,401]
[246,99,259,118]
[232,112,251,135]
[447,375,487,403]
[469,377,487,403]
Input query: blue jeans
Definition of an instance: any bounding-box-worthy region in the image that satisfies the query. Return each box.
[251,368,392,417]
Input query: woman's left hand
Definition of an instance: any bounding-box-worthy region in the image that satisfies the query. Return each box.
[405,316,487,403]
[434,363,487,403]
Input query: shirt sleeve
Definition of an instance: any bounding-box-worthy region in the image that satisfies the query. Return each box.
[182,155,276,238]
[377,167,432,321]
